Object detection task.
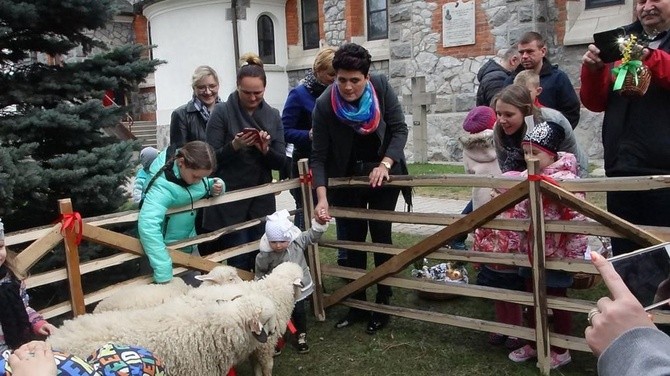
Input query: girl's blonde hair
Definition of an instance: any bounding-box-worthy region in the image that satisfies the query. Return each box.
[191,65,219,90]
[313,47,336,74]
[237,52,266,86]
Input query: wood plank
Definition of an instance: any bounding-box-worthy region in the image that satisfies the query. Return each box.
[298,158,326,321]
[540,181,665,246]
[82,224,221,273]
[526,160,550,374]
[13,224,63,275]
[58,199,86,317]
[335,298,590,352]
[26,253,139,288]
[323,182,530,308]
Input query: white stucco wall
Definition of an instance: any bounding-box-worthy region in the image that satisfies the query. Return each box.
[144,0,288,128]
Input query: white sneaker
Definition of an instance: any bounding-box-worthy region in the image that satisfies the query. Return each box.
[508,345,537,362]
[550,350,571,369]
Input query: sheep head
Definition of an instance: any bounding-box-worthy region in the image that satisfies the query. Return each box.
[195,265,243,286]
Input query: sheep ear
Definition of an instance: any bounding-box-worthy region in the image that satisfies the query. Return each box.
[293,278,303,288]
[194,274,214,282]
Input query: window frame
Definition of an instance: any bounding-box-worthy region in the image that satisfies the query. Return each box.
[585,0,625,9]
[257,14,276,65]
[301,0,320,50]
[367,0,388,41]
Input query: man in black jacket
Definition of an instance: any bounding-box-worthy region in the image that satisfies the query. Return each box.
[505,32,581,128]
[476,48,519,106]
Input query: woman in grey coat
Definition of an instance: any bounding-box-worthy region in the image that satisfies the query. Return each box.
[203,53,285,271]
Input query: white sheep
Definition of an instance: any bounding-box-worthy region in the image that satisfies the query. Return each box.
[51,293,276,375]
[49,262,304,376]
[93,265,242,313]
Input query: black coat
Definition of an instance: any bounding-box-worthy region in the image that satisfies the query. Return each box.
[169,100,208,147]
[310,74,408,188]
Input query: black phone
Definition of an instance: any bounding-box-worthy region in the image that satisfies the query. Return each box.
[609,243,670,311]
[593,28,626,64]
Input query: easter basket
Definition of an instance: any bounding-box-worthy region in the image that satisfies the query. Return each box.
[571,237,612,290]
[619,64,651,97]
[411,260,469,300]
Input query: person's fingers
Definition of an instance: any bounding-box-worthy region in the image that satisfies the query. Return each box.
[591,251,631,300]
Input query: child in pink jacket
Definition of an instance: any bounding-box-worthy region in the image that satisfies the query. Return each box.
[504,121,588,369]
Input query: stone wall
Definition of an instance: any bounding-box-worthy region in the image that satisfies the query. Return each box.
[386,0,604,163]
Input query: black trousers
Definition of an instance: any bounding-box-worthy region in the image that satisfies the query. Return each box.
[607,188,670,256]
[331,184,400,301]
[292,299,307,334]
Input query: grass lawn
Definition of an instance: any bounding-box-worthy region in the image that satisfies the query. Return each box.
[236,228,603,375]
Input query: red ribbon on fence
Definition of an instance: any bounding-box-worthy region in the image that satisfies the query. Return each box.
[527,174,559,186]
[60,212,83,245]
[299,170,313,185]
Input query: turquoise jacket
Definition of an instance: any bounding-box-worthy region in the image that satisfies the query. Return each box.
[138,149,223,283]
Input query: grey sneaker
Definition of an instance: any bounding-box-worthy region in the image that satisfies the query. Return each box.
[297,333,309,354]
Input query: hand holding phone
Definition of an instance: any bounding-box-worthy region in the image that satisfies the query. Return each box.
[593,28,626,64]
[609,243,670,310]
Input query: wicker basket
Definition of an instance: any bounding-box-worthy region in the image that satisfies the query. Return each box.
[571,237,612,290]
[620,64,651,97]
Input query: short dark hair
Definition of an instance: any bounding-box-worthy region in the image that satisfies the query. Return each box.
[332,43,372,76]
[518,31,545,48]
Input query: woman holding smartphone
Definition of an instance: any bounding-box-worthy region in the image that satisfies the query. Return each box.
[203,53,285,272]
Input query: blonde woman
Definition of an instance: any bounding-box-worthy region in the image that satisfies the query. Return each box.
[170,65,221,147]
[281,47,336,229]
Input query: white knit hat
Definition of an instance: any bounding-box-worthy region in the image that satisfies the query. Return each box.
[0,218,4,240]
[265,209,300,242]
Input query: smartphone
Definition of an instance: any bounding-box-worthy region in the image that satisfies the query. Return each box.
[609,243,670,311]
[593,28,626,64]
[241,128,261,144]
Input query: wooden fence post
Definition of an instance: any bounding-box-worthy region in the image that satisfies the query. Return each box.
[298,158,326,321]
[58,199,86,316]
[527,159,551,375]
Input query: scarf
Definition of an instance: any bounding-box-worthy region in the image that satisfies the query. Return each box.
[0,266,34,349]
[302,70,328,98]
[330,80,381,135]
[192,95,220,122]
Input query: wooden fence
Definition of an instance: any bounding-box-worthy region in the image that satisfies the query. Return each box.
[7,158,670,375]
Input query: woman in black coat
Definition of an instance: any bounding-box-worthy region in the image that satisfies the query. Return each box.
[311,43,409,334]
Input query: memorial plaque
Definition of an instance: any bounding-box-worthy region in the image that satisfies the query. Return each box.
[442,0,475,48]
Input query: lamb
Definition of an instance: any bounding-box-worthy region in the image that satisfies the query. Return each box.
[49,262,304,376]
[93,265,242,313]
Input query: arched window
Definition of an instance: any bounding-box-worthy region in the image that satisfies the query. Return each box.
[257,15,275,64]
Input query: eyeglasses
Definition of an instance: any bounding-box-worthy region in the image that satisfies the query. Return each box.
[195,84,218,93]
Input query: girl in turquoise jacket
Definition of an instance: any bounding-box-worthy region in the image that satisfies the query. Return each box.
[138,141,224,283]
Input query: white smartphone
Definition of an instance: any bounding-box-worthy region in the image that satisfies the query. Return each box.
[608,243,670,311]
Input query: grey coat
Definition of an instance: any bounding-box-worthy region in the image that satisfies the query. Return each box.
[255,226,325,301]
[203,91,285,230]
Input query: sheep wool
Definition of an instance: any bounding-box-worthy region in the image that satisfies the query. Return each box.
[49,293,277,376]
[49,263,304,376]
[93,266,242,314]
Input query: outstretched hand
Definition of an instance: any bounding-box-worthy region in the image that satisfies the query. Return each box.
[584,251,656,356]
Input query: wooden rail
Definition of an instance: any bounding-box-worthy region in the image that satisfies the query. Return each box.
[9,159,670,376]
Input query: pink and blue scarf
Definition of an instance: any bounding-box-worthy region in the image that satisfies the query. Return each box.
[330,81,381,135]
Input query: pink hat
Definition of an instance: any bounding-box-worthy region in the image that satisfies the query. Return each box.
[463,106,496,134]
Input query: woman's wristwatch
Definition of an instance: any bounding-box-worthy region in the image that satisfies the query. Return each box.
[380,160,391,170]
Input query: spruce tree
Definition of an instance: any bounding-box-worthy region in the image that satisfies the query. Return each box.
[0,0,162,230]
